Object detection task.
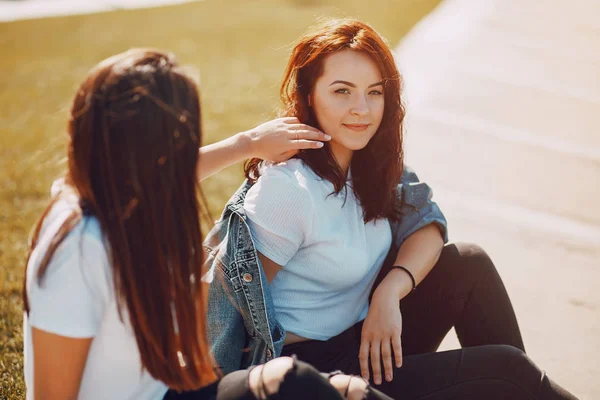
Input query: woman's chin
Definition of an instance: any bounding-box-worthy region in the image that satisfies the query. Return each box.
[342,140,371,151]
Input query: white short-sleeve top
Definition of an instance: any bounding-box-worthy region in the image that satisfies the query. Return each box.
[243,159,392,340]
[24,193,168,400]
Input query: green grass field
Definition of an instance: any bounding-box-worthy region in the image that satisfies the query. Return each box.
[0,1,439,397]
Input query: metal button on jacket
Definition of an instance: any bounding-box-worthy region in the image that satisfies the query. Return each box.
[242,273,253,283]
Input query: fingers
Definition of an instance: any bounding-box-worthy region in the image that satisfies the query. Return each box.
[381,340,394,382]
[291,139,325,150]
[358,340,370,382]
[392,333,403,368]
[290,129,331,143]
[288,122,322,133]
[370,340,382,385]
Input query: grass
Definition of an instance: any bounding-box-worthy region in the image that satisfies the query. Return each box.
[0,0,440,397]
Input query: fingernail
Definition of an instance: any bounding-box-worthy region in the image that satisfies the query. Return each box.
[376,377,382,385]
[324,135,331,140]
[386,374,392,382]
[316,142,324,147]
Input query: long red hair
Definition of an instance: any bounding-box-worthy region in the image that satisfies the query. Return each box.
[245,18,405,222]
[23,49,217,390]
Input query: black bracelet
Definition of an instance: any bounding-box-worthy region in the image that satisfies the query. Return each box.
[391,265,417,291]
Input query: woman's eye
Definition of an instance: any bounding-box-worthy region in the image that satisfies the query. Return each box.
[369,90,383,95]
[335,88,351,94]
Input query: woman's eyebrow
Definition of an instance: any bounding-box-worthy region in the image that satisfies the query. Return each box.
[329,80,385,88]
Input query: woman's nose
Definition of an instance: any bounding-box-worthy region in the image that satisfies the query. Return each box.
[350,96,370,117]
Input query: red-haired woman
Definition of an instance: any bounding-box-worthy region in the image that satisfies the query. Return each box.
[226,18,578,399]
[23,48,394,400]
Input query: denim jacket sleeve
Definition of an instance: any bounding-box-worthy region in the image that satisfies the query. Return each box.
[390,164,449,248]
[206,262,246,375]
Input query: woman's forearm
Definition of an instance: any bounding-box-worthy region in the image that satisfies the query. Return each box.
[32,328,92,400]
[197,132,250,182]
[376,224,444,301]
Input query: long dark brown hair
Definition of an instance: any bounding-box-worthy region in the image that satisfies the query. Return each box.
[23,49,217,390]
[245,18,405,222]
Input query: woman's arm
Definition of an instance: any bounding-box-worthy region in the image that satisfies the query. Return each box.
[378,224,444,300]
[31,328,92,400]
[360,224,443,385]
[257,252,282,284]
[197,117,329,181]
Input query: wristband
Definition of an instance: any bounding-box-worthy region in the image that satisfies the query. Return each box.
[391,265,417,291]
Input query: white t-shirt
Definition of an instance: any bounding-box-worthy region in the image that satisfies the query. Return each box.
[23,195,168,400]
[243,159,392,340]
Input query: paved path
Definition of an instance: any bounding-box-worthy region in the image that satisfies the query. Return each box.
[395,0,600,398]
[0,0,195,22]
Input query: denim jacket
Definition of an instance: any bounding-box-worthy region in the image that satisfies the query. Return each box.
[204,165,448,375]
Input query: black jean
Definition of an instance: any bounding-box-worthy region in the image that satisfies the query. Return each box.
[280,242,577,399]
[380,242,525,355]
[164,357,393,400]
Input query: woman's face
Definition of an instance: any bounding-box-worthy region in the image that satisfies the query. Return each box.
[309,49,385,168]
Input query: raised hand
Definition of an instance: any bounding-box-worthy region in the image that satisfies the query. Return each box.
[244,117,330,162]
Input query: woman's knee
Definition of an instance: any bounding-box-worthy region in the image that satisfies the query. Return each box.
[439,242,498,279]
[454,242,494,267]
[485,344,529,366]
[329,375,368,400]
[248,357,295,398]
[249,357,347,399]
[462,345,542,393]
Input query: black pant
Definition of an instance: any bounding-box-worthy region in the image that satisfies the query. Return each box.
[385,242,525,355]
[280,243,577,400]
[164,357,392,400]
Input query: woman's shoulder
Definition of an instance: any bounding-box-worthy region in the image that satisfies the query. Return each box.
[45,179,104,247]
[26,191,112,337]
[28,194,110,290]
[246,159,317,211]
[259,158,319,190]
[47,196,105,251]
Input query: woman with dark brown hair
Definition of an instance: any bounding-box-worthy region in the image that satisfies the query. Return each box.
[202,17,579,399]
[22,48,393,400]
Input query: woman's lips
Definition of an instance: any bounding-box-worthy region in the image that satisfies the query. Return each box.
[343,124,370,132]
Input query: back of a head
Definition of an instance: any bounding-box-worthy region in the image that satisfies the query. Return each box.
[25,49,217,390]
[68,48,201,215]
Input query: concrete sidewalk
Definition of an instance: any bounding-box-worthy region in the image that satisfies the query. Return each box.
[0,0,196,22]
[395,0,600,398]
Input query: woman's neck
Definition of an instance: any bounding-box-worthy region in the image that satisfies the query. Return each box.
[329,142,353,176]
